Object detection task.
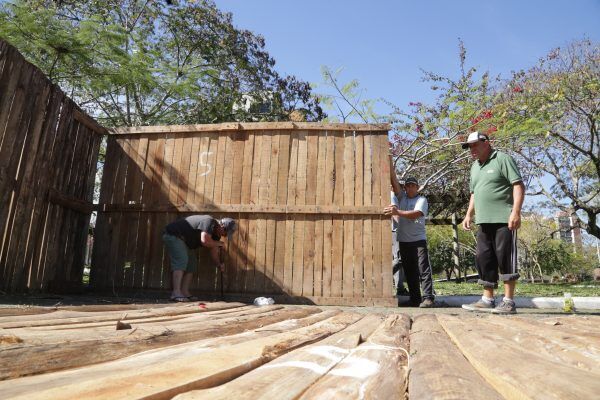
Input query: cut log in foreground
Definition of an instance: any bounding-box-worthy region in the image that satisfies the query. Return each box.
[298,314,410,400]
[408,314,503,400]
[0,306,321,380]
[0,312,362,400]
[174,314,386,400]
[438,314,600,400]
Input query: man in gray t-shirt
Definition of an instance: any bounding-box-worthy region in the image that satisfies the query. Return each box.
[163,215,236,302]
[384,175,435,308]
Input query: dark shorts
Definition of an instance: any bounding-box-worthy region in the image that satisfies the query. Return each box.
[476,224,519,288]
[162,233,199,273]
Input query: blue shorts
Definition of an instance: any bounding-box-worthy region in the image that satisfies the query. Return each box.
[162,233,199,272]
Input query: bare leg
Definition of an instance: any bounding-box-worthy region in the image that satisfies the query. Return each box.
[181,272,194,297]
[172,270,184,298]
[483,287,494,299]
[504,281,516,299]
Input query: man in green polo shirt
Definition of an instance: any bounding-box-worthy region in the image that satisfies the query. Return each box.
[460,132,525,314]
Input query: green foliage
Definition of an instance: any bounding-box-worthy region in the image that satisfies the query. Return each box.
[426,225,476,278]
[0,0,324,127]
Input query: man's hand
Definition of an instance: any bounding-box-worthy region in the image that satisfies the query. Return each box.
[462,214,472,230]
[383,204,399,216]
[508,210,521,231]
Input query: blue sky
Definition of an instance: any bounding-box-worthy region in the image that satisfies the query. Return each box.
[215,0,600,117]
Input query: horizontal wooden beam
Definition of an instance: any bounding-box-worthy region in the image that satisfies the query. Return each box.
[73,109,109,136]
[112,121,390,135]
[95,202,387,215]
[48,188,94,214]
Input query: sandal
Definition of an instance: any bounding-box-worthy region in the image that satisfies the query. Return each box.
[170,296,190,302]
[187,296,199,301]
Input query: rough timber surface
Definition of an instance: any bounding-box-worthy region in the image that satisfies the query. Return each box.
[0,299,599,400]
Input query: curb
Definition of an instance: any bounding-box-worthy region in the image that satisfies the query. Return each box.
[398,295,600,310]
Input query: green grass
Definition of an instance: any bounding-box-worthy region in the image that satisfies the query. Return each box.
[433,281,600,297]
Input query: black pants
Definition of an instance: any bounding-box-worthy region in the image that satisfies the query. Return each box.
[476,224,520,288]
[399,240,434,305]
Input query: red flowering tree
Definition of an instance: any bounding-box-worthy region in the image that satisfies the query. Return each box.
[497,40,600,239]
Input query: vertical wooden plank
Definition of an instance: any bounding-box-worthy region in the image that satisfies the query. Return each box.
[194,133,209,204]
[212,134,227,205]
[230,131,245,205]
[178,136,193,205]
[291,131,307,296]
[169,134,184,204]
[221,132,234,205]
[254,132,271,292]
[272,214,286,293]
[354,133,365,297]
[283,131,298,293]
[353,215,365,297]
[130,137,149,288]
[363,216,375,297]
[21,88,63,291]
[3,71,51,291]
[122,137,143,288]
[273,132,289,293]
[321,214,333,298]
[240,133,254,205]
[265,132,280,292]
[147,136,166,289]
[186,135,200,204]
[0,61,35,290]
[331,215,344,297]
[370,132,383,297]
[108,138,129,290]
[313,133,327,297]
[202,133,218,205]
[379,133,393,297]
[363,133,373,207]
[302,132,318,296]
[244,133,262,293]
[233,132,253,294]
[342,130,355,297]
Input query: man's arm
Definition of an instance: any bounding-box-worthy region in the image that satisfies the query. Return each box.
[200,231,224,248]
[390,159,402,197]
[462,193,475,230]
[508,182,525,230]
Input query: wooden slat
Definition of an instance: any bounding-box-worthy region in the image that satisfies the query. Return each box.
[438,314,600,400]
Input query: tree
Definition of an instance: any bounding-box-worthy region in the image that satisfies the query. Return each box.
[0,0,324,127]
[498,40,600,239]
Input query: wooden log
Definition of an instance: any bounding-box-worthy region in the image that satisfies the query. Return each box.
[174,314,381,400]
[0,311,362,399]
[479,315,600,375]
[298,314,410,400]
[438,314,600,400]
[0,302,246,328]
[0,307,319,380]
[408,314,503,400]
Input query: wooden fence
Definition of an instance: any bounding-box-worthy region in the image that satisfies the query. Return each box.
[91,123,395,305]
[0,39,105,293]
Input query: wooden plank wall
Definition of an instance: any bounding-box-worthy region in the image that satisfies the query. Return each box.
[92,123,393,305]
[0,39,104,293]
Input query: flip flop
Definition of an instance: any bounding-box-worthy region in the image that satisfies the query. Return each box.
[187,296,199,301]
[170,296,190,302]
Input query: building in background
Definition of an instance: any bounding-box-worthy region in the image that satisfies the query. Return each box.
[554,211,583,251]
